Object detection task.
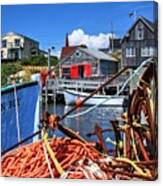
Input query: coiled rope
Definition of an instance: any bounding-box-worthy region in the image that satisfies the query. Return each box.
[65,58,154,119]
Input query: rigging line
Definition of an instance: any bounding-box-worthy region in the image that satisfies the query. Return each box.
[65,58,154,119]
[13,82,21,143]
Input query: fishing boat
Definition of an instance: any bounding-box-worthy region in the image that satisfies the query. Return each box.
[64,89,125,106]
[1,81,40,152]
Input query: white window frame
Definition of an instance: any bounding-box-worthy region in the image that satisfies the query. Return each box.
[141,47,155,57]
[126,47,136,57]
[149,46,155,56]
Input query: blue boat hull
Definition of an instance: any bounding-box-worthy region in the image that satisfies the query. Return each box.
[1,81,40,152]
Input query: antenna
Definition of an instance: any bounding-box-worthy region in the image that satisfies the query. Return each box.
[129,9,137,22]
[133,10,137,22]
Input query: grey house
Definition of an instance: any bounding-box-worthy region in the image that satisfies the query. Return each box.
[60,46,119,79]
[121,16,158,68]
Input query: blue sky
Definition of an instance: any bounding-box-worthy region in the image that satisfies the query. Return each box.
[1,1,156,54]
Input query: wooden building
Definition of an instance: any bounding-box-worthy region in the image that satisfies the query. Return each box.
[60,35,119,79]
[121,16,158,68]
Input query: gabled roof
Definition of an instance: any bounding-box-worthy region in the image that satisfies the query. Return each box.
[61,46,118,63]
[60,46,79,60]
[2,32,39,44]
[142,16,155,30]
[121,16,155,43]
[80,48,118,62]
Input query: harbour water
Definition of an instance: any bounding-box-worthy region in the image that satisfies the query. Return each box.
[46,103,124,149]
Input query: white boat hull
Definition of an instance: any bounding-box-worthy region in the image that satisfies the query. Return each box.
[64,90,125,106]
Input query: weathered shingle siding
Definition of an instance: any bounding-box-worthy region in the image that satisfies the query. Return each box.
[100,60,118,75]
[61,47,118,77]
[61,49,97,65]
[121,19,157,68]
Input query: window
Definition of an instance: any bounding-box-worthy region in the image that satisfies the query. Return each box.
[2,40,7,48]
[126,47,136,57]
[91,63,98,75]
[1,51,3,58]
[75,51,81,57]
[31,48,37,56]
[149,47,155,56]
[141,47,155,57]
[62,68,70,74]
[15,39,20,47]
[136,25,144,40]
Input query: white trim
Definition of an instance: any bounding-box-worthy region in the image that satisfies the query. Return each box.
[126,47,136,57]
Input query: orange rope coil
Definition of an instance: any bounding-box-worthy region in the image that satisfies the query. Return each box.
[1,137,156,180]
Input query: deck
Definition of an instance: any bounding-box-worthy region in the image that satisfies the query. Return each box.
[42,73,130,98]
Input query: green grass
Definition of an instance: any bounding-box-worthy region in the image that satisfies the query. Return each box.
[1,62,23,87]
[1,55,59,87]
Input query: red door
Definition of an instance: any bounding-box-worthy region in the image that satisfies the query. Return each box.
[84,64,92,78]
[71,65,79,79]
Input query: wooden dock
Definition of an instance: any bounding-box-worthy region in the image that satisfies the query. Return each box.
[42,75,129,96]
[41,73,131,107]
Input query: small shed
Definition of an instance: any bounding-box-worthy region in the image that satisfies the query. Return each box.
[60,46,119,79]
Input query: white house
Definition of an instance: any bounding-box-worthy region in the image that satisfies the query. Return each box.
[1,32,40,61]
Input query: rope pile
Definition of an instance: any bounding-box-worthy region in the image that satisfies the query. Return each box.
[1,138,99,178]
[1,137,156,180]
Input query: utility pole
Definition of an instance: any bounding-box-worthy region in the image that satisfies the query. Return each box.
[48,48,51,71]
[46,47,55,113]
[48,46,55,71]
[110,21,114,53]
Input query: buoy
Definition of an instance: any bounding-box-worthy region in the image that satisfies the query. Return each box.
[75,96,82,107]
[40,69,48,87]
[121,112,128,122]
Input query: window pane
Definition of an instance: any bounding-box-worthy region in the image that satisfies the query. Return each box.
[126,47,135,57]
[15,39,20,46]
[126,48,129,57]
[137,25,144,40]
[2,40,7,48]
[1,51,3,58]
[141,47,154,57]
[149,47,154,56]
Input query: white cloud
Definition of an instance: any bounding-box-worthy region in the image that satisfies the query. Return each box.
[54,50,61,58]
[69,28,115,49]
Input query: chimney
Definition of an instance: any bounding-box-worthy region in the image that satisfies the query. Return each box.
[65,33,69,47]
